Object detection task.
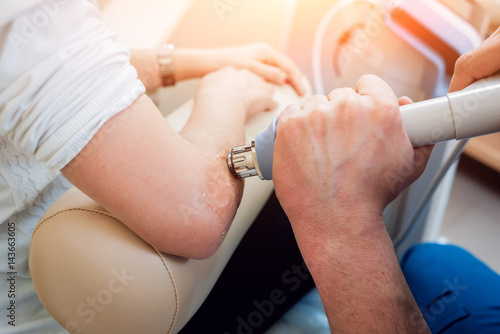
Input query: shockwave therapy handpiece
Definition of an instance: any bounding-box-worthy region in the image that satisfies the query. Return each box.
[227,76,500,180]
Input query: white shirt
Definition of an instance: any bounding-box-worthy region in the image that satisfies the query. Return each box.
[0,1,145,332]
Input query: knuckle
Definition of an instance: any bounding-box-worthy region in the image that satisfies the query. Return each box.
[373,98,400,125]
[280,104,300,118]
[360,73,375,80]
[311,101,331,115]
[328,87,355,99]
[310,94,326,101]
[359,73,380,83]
[278,105,302,127]
[336,91,358,111]
[376,96,397,112]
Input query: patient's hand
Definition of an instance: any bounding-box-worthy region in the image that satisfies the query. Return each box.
[194,66,277,122]
[204,43,306,96]
[449,26,500,92]
[131,43,306,95]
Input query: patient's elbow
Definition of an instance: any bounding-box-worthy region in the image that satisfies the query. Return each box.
[186,235,224,260]
[135,180,240,259]
[153,231,224,260]
[148,215,228,260]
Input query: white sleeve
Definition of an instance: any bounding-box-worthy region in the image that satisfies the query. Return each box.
[0,0,146,172]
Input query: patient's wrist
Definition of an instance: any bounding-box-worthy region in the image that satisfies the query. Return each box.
[130,49,162,91]
[181,88,247,156]
[156,44,176,87]
[195,87,246,122]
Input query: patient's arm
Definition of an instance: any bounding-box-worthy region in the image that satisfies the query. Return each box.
[131,43,305,95]
[62,67,275,259]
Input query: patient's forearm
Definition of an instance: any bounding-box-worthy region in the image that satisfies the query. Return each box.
[130,45,305,96]
[173,48,222,82]
[130,49,219,91]
[291,213,430,333]
[62,94,245,259]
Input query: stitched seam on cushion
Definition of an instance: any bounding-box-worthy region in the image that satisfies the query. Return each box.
[151,249,179,334]
[30,208,179,332]
[30,208,115,255]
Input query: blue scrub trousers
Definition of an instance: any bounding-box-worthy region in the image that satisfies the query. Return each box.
[401,243,500,333]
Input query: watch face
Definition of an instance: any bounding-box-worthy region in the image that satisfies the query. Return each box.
[157,44,175,87]
[157,44,174,58]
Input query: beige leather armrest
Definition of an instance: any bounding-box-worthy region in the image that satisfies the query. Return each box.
[29,83,309,334]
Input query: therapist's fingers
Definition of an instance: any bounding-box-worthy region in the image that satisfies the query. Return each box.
[398,95,434,176]
[449,27,500,92]
[354,74,400,122]
[398,96,413,107]
[327,87,357,102]
[301,94,329,112]
[355,74,398,103]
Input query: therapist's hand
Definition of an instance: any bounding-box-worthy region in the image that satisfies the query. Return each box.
[449,26,500,92]
[273,74,433,233]
[272,75,433,333]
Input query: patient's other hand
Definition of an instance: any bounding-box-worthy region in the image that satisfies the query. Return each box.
[208,43,306,96]
[197,66,277,121]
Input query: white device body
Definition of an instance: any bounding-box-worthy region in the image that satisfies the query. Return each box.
[401,75,500,146]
